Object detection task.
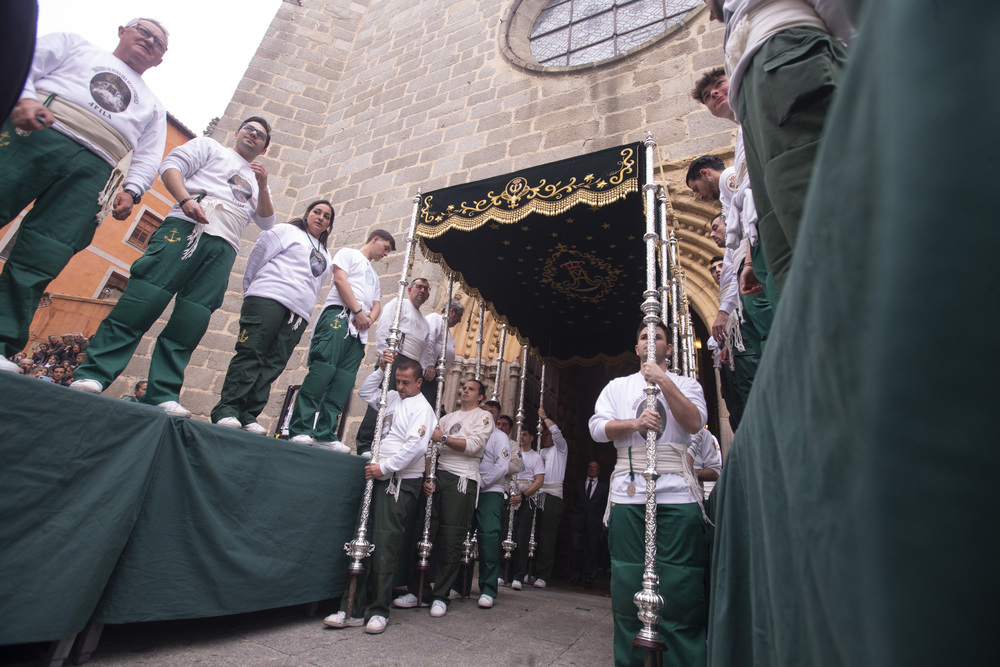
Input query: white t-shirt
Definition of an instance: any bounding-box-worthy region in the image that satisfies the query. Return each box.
[420,312,456,372]
[21,32,167,194]
[375,297,429,363]
[480,428,513,494]
[436,407,493,486]
[159,136,275,250]
[359,368,437,478]
[589,370,707,505]
[243,223,331,321]
[320,247,380,345]
[539,423,568,499]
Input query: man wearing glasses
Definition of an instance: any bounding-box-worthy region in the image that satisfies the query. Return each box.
[71,117,275,418]
[0,19,170,372]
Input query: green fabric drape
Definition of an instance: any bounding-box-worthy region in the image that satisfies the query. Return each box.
[0,373,365,643]
[708,2,1000,665]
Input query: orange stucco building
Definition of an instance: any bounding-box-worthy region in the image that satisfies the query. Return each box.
[0,114,196,350]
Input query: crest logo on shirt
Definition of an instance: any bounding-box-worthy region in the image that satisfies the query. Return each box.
[448,423,461,435]
[482,417,490,426]
[90,72,132,113]
[726,172,738,192]
[501,449,510,460]
[418,425,426,437]
[227,173,253,203]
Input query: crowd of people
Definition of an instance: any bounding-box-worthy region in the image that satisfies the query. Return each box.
[0,2,860,665]
[10,332,89,385]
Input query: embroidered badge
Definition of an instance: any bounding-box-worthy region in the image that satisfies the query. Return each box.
[502,449,510,459]
[726,172,738,192]
[418,425,426,437]
[448,423,461,435]
[482,417,490,425]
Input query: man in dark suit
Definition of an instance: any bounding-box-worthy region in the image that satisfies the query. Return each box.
[570,460,607,588]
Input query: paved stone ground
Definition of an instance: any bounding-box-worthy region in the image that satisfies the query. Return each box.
[2,582,614,666]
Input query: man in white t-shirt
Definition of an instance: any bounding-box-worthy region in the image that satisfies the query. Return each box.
[354,277,431,455]
[288,229,395,446]
[507,424,545,591]
[533,407,567,589]
[0,19,169,370]
[419,299,464,404]
[71,117,275,417]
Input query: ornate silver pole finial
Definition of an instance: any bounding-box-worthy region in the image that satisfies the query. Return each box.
[668,231,681,374]
[343,189,423,617]
[474,301,486,381]
[632,133,667,659]
[502,344,529,580]
[490,323,507,404]
[414,272,454,605]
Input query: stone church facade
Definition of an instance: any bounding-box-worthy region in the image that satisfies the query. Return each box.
[113,0,736,453]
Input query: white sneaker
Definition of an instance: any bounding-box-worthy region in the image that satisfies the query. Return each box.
[242,422,267,435]
[447,589,461,600]
[316,440,351,453]
[511,580,522,591]
[158,401,191,418]
[323,611,363,628]
[215,417,242,429]
[497,577,505,587]
[365,615,387,634]
[533,579,547,588]
[478,594,494,609]
[289,434,314,446]
[0,356,19,373]
[392,593,419,608]
[429,600,447,617]
[70,378,103,393]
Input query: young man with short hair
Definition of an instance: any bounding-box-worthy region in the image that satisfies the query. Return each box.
[71,117,275,417]
[472,399,514,608]
[288,229,395,447]
[589,323,709,667]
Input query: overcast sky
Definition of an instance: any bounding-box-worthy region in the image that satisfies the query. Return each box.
[36,0,284,134]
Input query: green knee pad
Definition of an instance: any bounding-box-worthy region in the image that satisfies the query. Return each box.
[159,297,212,348]
[108,278,176,333]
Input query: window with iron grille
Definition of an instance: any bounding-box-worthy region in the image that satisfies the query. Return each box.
[529,0,702,67]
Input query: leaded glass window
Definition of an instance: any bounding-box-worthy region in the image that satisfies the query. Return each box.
[529,0,702,67]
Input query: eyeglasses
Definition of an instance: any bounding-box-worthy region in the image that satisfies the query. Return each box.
[127,23,168,53]
[242,126,269,141]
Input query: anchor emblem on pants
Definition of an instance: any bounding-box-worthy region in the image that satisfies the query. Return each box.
[163,228,182,243]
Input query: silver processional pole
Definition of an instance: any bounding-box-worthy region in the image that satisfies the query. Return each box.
[489,323,507,404]
[524,360,545,584]
[343,189,422,618]
[668,231,681,375]
[501,344,528,583]
[632,133,667,662]
[415,272,454,607]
